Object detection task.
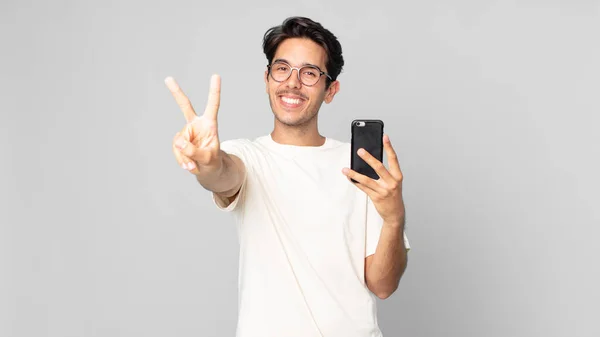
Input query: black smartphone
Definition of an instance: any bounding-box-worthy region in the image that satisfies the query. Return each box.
[351,119,384,182]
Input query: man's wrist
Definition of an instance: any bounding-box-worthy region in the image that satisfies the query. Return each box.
[195,154,226,189]
[383,215,405,230]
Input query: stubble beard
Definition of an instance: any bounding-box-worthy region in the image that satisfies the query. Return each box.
[268,93,321,128]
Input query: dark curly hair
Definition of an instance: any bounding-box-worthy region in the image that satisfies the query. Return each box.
[262,17,344,88]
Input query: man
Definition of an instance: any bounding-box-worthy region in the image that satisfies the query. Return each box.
[165,16,410,337]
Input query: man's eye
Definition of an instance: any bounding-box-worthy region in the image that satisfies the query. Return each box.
[303,70,317,77]
[276,66,289,71]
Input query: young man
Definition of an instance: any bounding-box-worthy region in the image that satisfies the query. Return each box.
[166,17,410,337]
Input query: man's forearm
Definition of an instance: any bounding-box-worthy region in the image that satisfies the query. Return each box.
[365,217,408,299]
[195,151,244,197]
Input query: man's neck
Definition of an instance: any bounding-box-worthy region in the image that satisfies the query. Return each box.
[270,120,325,147]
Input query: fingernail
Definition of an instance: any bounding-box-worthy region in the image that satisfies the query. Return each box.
[165,77,179,91]
[187,162,195,170]
[181,163,187,169]
[358,148,365,155]
[176,139,187,149]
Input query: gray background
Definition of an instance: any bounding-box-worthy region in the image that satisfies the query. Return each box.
[1,0,599,336]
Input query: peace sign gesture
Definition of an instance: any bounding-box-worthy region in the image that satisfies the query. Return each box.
[342,135,406,226]
[165,74,222,175]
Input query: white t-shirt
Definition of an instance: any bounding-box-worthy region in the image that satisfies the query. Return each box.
[212,134,410,337]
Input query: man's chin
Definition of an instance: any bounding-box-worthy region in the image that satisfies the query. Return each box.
[274,112,311,127]
[275,116,304,127]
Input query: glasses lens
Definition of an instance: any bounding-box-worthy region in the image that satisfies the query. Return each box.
[269,63,323,86]
[299,66,320,86]
[270,63,291,82]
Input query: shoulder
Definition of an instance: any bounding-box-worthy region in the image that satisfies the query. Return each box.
[220,137,260,147]
[323,138,351,157]
[219,135,270,165]
[326,138,350,149]
[220,135,267,152]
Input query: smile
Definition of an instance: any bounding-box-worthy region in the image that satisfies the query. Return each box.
[279,95,306,108]
[282,97,301,105]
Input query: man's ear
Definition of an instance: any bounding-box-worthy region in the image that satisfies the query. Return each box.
[324,81,340,104]
[264,70,269,94]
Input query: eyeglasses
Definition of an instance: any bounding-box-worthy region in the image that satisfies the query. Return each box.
[267,61,332,86]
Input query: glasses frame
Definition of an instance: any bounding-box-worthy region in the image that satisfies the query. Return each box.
[267,61,332,87]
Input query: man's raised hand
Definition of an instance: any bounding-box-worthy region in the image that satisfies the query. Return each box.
[166,74,222,175]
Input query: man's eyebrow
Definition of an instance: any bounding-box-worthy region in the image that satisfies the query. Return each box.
[273,58,323,71]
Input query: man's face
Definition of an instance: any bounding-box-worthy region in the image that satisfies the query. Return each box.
[265,38,339,127]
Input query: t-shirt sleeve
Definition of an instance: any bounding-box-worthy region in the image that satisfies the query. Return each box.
[365,197,411,257]
[211,139,251,212]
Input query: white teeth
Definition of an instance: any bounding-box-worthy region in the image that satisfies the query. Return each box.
[282,97,301,105]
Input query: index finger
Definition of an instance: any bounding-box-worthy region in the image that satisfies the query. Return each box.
[203,74,221,120]
[383,134,403,180]
[165,76,197,123]
[383,135,402,179]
